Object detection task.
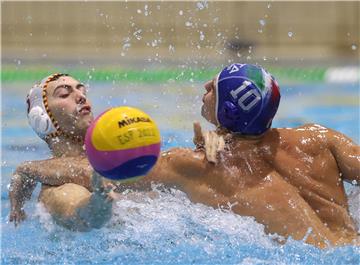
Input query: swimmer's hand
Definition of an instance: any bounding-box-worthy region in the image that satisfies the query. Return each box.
[9,172,36,227]
[91,171,116,201]
[193,122,205,151]
[193,122,225,163]
[9,206,26,226]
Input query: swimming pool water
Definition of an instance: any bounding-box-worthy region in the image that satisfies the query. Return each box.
[1,81,359,264]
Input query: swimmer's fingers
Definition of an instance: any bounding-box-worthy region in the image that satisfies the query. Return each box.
[193,122,205,149]
[94,182,116,202]
[107,190,118,202]
[9,208,26,227]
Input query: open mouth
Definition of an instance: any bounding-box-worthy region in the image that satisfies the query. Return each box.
[78,105,91,115]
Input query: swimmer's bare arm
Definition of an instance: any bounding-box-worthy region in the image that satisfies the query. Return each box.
[9,157,93,225]
[14,156,92,188]
[327,129,360,184]
[113,147,206,194]
[114,122,207,192]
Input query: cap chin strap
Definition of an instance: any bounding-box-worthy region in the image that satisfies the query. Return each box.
[214,72,221,126]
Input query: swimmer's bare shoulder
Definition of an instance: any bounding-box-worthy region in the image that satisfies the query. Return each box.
[264,124,360,184]
[273,123,360,183]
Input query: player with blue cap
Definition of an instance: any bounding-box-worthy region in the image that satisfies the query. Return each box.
[215,63,280,135]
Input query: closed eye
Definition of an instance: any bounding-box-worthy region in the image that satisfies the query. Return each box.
[76,84,87,95]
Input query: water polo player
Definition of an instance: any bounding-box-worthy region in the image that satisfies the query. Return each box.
[142,63,360,248]
[9,65,360,248]
[9,73,113,230]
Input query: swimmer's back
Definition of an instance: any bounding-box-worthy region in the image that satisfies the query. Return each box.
[263,124,359,237]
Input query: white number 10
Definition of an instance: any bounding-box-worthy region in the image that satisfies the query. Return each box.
[230,80,261,112]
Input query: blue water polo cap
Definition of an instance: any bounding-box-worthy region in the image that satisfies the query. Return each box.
[215,63,280,135]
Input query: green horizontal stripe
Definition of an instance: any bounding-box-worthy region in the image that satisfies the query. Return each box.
[1,66,327,83]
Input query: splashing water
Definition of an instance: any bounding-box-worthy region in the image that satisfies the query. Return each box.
[2,185,359,265]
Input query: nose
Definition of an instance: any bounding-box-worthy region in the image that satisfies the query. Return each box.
[204,80,213,92]
[75,89,86,104]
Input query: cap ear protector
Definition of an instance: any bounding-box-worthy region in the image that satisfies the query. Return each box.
[221,101,241,121]
[26,73,68,140]
[27,84,54,138]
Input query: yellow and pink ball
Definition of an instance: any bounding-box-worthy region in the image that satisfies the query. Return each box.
[85,106,161,181]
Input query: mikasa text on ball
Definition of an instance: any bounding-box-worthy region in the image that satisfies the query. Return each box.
[85,106,161,181]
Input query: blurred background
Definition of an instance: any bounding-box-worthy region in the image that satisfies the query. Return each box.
[1,0,360,152]
[2,1,359,68]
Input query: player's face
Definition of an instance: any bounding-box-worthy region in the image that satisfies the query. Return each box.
[46,76,94,137]
[201,78,218,125]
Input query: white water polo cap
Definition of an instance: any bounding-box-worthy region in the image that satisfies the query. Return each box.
[26,73,68,139]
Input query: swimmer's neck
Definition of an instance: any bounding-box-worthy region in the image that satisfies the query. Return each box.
[47,135,86,158]
[216,126,265,142]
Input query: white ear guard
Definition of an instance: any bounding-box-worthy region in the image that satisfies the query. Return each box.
[26,73,67,140]
[26,83,57,139]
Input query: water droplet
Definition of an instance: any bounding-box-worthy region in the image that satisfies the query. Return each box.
[168,44,175,52]
[267,3,271,8]
[351,44,357,50]
[259,19,266,26]
[199,31,205,41]
[288,31,293,38]
[137,9,142,14]
[196,1,208,10]
[179,10,183,15]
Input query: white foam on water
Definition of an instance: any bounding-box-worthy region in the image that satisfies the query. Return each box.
[107,186,277,254]
[347,186,360,232]
[34,202,56,232]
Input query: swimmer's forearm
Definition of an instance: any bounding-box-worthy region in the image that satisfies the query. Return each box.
[75,190,113,229]
[9,172,36,212]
